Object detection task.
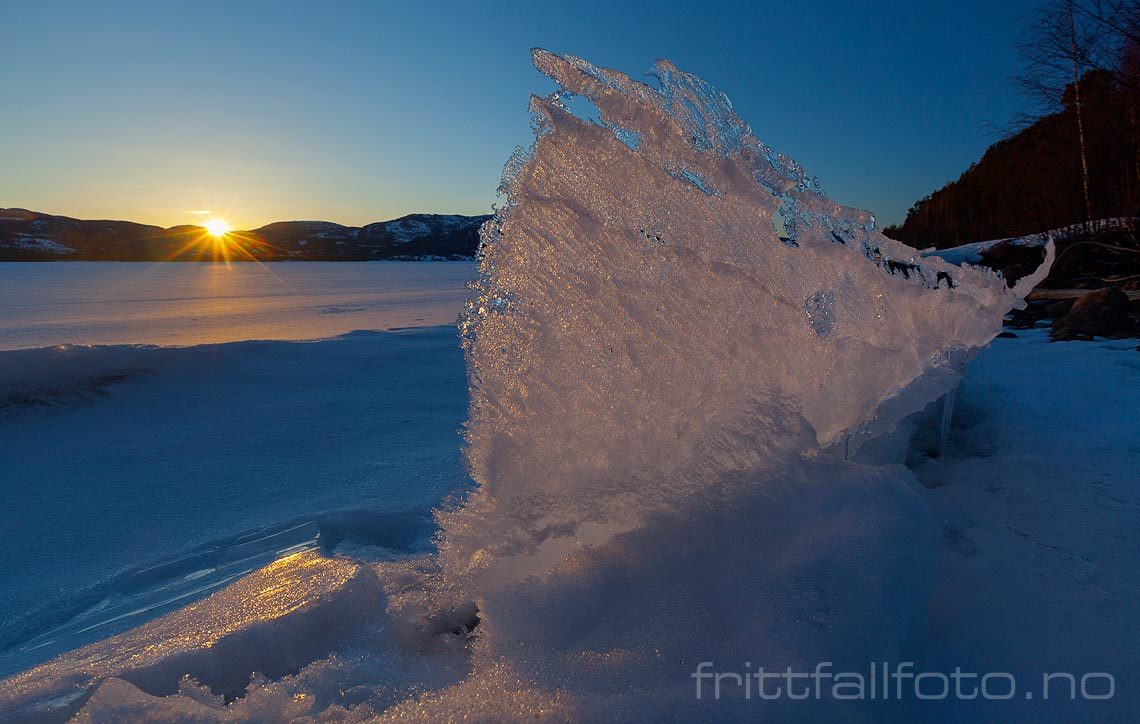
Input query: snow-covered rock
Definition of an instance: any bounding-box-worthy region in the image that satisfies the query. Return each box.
[923,218,1137,290]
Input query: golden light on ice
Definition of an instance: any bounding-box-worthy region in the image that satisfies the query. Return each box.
[204,219,231,237]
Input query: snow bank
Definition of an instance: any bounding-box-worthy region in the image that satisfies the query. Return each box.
[921,217,1133,267]
[0,343,160,413]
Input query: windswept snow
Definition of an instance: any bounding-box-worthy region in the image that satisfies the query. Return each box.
[913,329,1140,723]
[0,327,469,679]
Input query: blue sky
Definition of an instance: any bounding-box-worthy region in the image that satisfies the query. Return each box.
[0,0,1040,229]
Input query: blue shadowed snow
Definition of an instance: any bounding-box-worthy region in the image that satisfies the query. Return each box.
[0,326,470,677]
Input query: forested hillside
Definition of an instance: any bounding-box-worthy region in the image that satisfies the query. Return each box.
[886,1,1140,247]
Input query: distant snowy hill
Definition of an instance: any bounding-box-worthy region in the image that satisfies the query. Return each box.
[0,208,491,261]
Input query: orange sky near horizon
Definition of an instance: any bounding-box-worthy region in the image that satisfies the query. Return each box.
[3,184,494,232]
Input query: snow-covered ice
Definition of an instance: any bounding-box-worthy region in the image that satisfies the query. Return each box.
[0,261,475,351]
[0,327,469,680]
[911,328,1140,723]
[6,330,1135,721]
[0,262,475,678]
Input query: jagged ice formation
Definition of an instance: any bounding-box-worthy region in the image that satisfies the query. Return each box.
[442,48,1053,596]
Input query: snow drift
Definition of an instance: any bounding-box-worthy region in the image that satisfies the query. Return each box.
[0,50,1051,721]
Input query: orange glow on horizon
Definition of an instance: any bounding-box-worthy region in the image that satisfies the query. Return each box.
[159,214,279,266]
[204,219,231,237]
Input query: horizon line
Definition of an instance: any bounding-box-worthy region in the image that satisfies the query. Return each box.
[0,205,494,232]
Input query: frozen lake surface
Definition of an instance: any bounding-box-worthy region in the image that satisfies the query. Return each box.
[0,261,475,350]
[0,263,476,676]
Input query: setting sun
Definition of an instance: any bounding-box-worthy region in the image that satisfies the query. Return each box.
[204,219,231,237]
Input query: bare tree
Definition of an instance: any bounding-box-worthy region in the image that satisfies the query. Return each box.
[1070,3,1095,222]
[1078,1,1140,212]
[1078,1,1140,53]
[1016,0,1111,223]
[1067,1,1140,94]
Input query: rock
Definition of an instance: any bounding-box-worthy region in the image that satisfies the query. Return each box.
[996,331,1018,339]
[1042,300,1073,319]
[1070,286,1129,313]
[1051,287,1140,341]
